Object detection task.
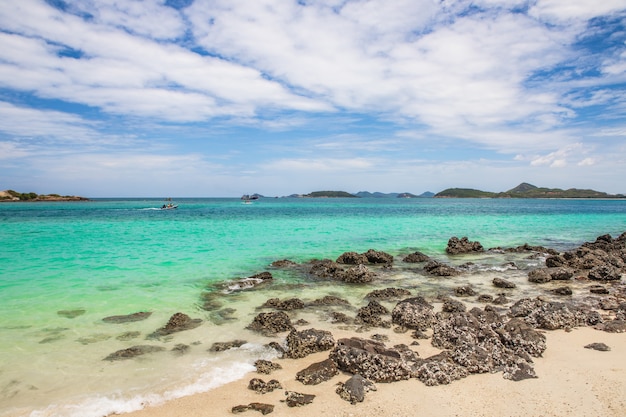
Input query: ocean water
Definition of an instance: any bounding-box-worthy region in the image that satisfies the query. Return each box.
[1,197,625,416]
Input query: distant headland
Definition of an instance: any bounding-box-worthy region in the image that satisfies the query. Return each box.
[0,190,89,202]
[278,183,624,199]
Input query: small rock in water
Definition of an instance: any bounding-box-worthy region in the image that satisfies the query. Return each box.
[102,311,152,323]
[584,342,611,352]
[57,309,85,319]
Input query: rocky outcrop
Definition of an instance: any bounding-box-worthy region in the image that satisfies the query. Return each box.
[355,300,390,327]
[330,337,415,382]
[336,374,376,404]
[102,312,152,323]
[247,312,294,335]
[402,251,430,263]
[284,391,315,407]
[103,345,166,361]
[509,298,602,330]
[296,359,339,385]
[446,237,484,255]
[232,403,274,415]
[255,360,283,374]
[248,378,282,394]
[148,313,202,338]
[493,278,516,289]
[308,260,378,283]
[284,328,335,359]
[365,288,411,300]
[262,298,305,310]
[424,260,460,277]
[391,297,435,330]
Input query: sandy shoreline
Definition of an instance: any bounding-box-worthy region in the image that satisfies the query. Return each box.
[123,326,625,417]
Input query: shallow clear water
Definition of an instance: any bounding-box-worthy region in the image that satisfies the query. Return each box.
[1,197,625,416]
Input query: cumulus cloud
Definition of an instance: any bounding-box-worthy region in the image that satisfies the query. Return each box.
[1,0,626,195]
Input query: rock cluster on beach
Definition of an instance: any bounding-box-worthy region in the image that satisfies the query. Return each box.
[98,233,626,413]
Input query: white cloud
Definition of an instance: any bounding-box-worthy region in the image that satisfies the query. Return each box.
[530,0,626,21]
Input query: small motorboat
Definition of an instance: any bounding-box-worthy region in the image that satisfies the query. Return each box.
[160,204,178,210]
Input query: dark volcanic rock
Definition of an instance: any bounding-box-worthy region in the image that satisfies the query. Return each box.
[296,358,339,385]
[454,286,476,297]
[415,351,468,386]
[336,374,376,404]
[588,265,622,281]
[402,251,430,263]
[391,297,435,330]
[254,360,283,374]
[284,328,335,359]
[493,278,516,289]
[336,251,369,265]
[309,259,344,279]
[308,295,350,306]
[584,342,611,351]
[442,298,466,313]
[271,259,297,267]
[57,309,86,319]
[528,268,552,283]
[209,340,247,352]
[248,378,282,394]
[424,261,460,277]
[284,391,315,407]
[509,298,599,330]
[446,237,484,255]
[341,264,377,283]
[148,313,202,338]
[363,249,394,264]
[103,345,166,361]
[329,337,414,382]
[497,318,546,357]
[366,288,411,300]
[552,286,573,296]
[596,319,626,333]
[355,300,390,327]
[232,403,274,415]
[102,312,152,323]
[247,312,294,335]
[589,285,610,294]
[262,298,305,311]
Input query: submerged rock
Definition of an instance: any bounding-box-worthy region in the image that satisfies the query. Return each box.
[209,340,247,352]
[402,251,430,263]
[102,312,152,323]
[103,345,166,361]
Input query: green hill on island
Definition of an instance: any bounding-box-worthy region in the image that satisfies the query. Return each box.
[0,190,88,201]
[435,183,624,199]
[303,191,359,198]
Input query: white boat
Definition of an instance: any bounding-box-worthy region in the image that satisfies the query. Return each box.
[160,198,178,210]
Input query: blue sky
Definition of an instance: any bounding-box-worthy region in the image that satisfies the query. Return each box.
[1,0,626,197]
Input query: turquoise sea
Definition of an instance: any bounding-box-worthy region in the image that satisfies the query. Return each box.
[1,198,625,416]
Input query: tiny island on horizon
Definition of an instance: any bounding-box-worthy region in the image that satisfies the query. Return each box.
[2,183,625,202]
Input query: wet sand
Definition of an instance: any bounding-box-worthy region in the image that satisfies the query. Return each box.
[124,326,625,417]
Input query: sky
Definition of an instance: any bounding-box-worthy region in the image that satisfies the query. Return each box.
[1,0,626,197]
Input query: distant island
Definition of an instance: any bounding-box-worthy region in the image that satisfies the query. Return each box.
[0,190,89,202]
[434,183,625,199]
